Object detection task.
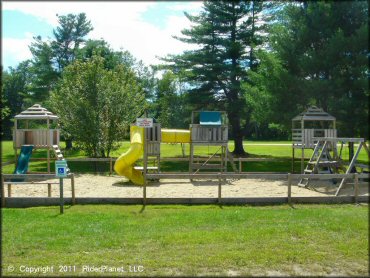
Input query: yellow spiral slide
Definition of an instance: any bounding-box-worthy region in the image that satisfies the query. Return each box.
[114,126,190,185]
[114,126,145,185]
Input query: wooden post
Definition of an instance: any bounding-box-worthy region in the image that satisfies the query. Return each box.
[109,157,113,176]
[14,149,18,168]
[218,174,222,203]
[47,118,50,173]
[59,178,64,214]
[7,184,11,197]
[238,158,242,173]
[288,173,292,205]
[143,185,147,205]
[1,175,5,208]
[143,128,148,186]
[348,142,354,162]
[189,143,194,181]
[354,173,359,204]
[301,148,304,174]
[292,147,295,173]
[47,183,52,197]
[14,119,18,166]
[71,174,75,205]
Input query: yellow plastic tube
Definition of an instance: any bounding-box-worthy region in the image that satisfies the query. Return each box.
[114,126,145,185]
[161,129,191,143]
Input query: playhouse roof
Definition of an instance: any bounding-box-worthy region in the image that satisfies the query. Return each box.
[292,106,336,122]
[14,104,59,120]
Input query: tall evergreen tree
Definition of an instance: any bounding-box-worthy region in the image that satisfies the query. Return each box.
[268,1,368,137]
[28,36,58,103]
[27,13,93,105]
[51,13,93,72]
[162,1,270,155]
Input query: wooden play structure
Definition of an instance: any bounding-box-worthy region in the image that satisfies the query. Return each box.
[13,104,64,172]
[189,111,231,175]
[114,111,237,185]
[6,104,72,198]
[292,106,337,173]
[298,137,370,195]
[141,121,162,179]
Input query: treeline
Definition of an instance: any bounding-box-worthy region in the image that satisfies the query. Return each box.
[2,1,368,156]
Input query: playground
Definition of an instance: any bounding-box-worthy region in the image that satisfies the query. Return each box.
[1,106,369,208]
[1,105,369,277]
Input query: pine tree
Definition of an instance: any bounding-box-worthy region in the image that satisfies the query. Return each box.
[269,1,368,137]
[162,1,269,155]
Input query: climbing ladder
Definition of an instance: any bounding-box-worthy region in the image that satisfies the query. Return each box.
[52,145,70,173]
[298,137,370,195]
[52,145,65,160]
[298,140,333,187]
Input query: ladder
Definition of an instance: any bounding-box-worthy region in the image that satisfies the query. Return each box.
[52,145,70,173]
[298,140,332,187]
[52,145,65,160]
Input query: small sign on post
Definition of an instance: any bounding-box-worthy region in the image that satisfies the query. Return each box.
[55,160,68,178]
[136,118,153,128]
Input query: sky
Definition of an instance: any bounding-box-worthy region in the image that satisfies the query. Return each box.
[2,1,203,70]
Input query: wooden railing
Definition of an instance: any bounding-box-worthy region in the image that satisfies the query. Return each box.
[13,129,60,148]
[292,129,337,148]
[190,124,228,143]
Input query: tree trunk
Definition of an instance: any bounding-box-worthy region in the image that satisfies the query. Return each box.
[228,109,246,156]
[65,139,73,150]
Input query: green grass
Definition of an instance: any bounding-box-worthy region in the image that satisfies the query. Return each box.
[2,140,368,174]
[2,204,368,276]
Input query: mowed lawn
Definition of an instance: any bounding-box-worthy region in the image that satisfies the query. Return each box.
[2,140,369,174]
[2,204,368,277]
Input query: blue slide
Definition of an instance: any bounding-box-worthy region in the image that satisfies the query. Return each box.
[12,145,34,181]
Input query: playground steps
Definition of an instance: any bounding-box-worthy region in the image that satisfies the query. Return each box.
[52,145,70,174]
[298,141,332,187]
[52,145,65,160]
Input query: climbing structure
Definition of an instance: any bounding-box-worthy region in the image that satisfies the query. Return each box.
[298,137,370,195]
[115,111,238,185]
[13,104,60,173]
[189,111,237,175]
[292,106,337,173]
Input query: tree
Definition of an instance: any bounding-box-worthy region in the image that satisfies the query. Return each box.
[78,40,156,101]
[268,1,368,137]
[153,70,190,129]
[28,36,59,103]
[1,61,33,138]
[27,13,93,105]
[51,13,93,72]
[161,1,271,155]
[50,56,147,157]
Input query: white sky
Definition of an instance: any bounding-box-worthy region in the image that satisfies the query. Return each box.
[2,1,203,69]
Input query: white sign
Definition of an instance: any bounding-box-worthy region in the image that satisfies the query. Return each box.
[136,118,153,128]
[55,160,68,178]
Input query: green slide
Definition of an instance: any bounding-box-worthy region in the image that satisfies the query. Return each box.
[12,145,34,181]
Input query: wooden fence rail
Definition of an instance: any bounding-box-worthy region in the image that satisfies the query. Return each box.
[2,169,368,208]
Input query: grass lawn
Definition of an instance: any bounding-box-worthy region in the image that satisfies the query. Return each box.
[2,140,368,174]
[2,204,368,277]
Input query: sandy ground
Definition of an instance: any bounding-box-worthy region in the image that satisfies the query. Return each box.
[5,174,369,198]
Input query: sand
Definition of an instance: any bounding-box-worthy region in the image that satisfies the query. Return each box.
[5,174,369,198]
